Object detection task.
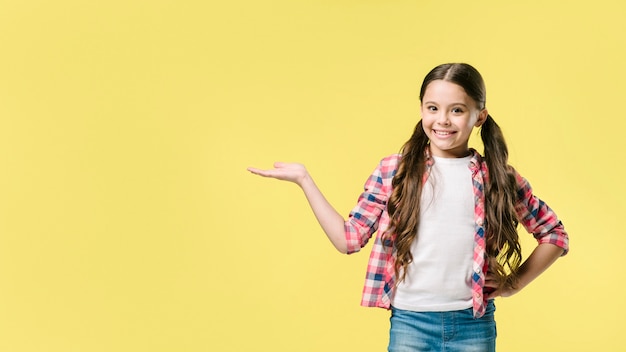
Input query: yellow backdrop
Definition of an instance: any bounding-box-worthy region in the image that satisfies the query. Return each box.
[1,0,624,351]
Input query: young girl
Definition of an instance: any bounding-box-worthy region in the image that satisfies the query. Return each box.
[247,63,569,352]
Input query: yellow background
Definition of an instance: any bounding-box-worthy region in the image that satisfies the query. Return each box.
[0,1,624,351]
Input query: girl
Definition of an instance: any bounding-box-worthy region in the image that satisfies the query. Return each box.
[247,63,569,352]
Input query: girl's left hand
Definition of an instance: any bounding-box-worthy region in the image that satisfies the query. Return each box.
[484,244,564,300]
[484,272,520,299]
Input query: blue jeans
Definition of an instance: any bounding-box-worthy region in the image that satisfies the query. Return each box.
[388,301,497,352]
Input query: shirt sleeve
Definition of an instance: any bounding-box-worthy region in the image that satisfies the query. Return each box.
[514,170,569,255]
[344,155,398,254]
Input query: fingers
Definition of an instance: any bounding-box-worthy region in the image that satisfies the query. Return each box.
[487,289,501,300]
[247,162,288,172]
[483,281,497,289]
[246,167,271,176]
[247,162,286,175]
[246,163,306,183]
[247,166,285,179]
[483,274,498,289]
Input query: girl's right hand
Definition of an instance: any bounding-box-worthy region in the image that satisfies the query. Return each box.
[247,162,309,186]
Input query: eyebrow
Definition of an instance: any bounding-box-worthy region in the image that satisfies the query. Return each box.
[423,101,469,108]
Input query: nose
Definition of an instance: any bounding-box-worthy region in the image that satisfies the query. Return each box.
[436,111,450,125]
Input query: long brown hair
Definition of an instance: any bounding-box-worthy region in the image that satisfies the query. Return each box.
[386,63,522,290]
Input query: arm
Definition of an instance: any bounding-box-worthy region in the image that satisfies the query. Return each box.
[247,162,348,253]
[487,243,564,299]
[486,170,569,298]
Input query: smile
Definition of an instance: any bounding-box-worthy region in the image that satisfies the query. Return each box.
[433,130,456,136]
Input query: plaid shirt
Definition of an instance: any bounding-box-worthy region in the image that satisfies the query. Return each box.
[344,149,569,318]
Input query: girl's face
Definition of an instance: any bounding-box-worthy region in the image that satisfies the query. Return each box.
[420,80,488,158]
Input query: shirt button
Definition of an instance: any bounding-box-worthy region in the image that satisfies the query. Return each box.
[477,219,483,226]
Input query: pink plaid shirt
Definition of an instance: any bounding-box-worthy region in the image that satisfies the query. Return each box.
[344,149,569,318]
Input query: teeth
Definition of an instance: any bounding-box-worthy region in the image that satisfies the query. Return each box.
[435,130,453,135]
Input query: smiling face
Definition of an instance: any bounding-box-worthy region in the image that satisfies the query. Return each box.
[421,79,488,158]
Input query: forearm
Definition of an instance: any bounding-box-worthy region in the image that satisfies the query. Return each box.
[487,242,564,299]
[515,243,564,290]
[299,174,348,253]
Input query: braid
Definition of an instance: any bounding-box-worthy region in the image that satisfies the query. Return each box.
[481,115,522,290]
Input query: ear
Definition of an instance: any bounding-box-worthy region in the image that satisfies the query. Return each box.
[474,109,488,127]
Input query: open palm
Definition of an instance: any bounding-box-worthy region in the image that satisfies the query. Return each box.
[247,162,309,185]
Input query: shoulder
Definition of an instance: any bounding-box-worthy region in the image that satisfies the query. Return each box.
[377,154,402,175]
[509,166,533,199]
[365,154,400,185]
[379,153,402,166]
[484,162,532,199]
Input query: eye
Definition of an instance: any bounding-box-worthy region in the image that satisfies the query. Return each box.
[427,105,438,112]
[452,107,464,114]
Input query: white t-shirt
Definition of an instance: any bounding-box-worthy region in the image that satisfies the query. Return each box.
[392,155,475,312]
